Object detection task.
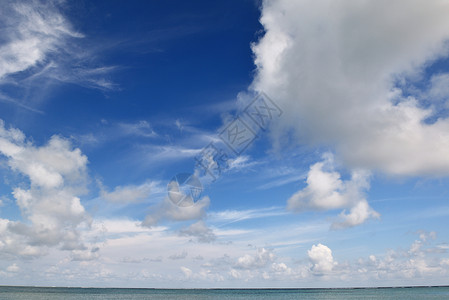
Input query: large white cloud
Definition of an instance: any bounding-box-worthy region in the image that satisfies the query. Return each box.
[252,0,449,176]
[0,120,93,258]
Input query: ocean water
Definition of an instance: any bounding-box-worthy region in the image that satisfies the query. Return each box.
[0,286,448,299]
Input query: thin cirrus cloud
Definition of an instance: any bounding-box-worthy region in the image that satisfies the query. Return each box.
[0,0,116,112]
[99,180,158,204]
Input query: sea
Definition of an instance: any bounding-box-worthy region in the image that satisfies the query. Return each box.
[0,286,448,299]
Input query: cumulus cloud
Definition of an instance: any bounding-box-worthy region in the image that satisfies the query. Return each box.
[308,243,337,275]
[271,262,292,275]
[354,231,449,281]
[234,248,275,270]
[332,200,380,230]
[0,120,93,258]
[252,0,449,177]
[287,153,379,228]
[179,220,216,243]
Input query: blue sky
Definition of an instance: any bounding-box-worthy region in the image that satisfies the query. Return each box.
[1,0,449,288]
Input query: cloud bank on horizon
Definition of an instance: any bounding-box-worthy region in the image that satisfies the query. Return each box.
[0,0,449,288]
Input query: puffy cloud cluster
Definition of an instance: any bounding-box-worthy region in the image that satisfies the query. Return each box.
[308,243,337,274]
[1,213,447,287]
[288,153,379,228]
[234,248,275,269]
[168,232,449,285]
[0,120,93,258]
[353,231,449,282]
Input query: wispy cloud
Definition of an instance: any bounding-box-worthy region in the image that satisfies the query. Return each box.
[256,173,305,190]
[209,206,287,226]
[0,0,117,112]
[99,180,161,204]
[0,92,44,114]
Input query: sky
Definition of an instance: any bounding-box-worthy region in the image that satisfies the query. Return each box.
[1,0,449,288]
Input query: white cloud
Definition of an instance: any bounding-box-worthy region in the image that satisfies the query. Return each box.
[234,248,275,270]
[353,233,449,281]
[209,206,286,225]
[118,121,158,138]
[417,230,437,242]
[1,213,447,287]
[227,155,257,172]
[6,263,19,273]
[152,145,201,160]
[99,181,155,204]
[332,200,380,230]
[142,196,210,227]
[90,218,166,235]
[0,1,116,111]
[0,120,93,258]
[252,0,449,177]
[308,243,337,275]
[0,1,82,80]
[180,266,192,278]
[71,248,100,262]
[271,262,292,275]
[287,154,379,228]
[179,220,216,243]
[428,73,449,103]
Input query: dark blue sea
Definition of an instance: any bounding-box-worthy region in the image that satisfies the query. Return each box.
[0,286,448,299]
